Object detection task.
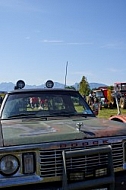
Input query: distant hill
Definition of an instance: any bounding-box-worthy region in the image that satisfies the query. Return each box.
[0,81,107,92]
[89,83,108,89]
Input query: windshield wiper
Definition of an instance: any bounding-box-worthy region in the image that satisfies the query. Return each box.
[8,113,37,118]
[49,111,77,117]
[7,113,49,121]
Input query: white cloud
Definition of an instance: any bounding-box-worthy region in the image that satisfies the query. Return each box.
[42,40,63,43]
[100,41,124,49]
[66,42,93,45]
[41,40,93,45]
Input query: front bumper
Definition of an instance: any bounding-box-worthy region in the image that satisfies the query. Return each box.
[1,171,126,190]
[114,171,126,190]
[2,171,126,190]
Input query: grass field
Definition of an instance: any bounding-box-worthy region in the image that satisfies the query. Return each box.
[97,107,126,119]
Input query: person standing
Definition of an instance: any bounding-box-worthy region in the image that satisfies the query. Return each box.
[92,97,100,115]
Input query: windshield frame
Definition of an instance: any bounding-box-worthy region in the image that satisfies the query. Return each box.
[0,89,95,120]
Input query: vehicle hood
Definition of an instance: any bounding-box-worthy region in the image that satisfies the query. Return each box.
[0,117,126,146]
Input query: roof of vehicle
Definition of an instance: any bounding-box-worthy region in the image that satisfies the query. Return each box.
[8,88,76,94]
[114,82,126,85]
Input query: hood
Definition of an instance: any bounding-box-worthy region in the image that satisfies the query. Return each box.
[1,117,126,146]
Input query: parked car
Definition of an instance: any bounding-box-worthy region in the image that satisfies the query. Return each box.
[109,114,126,123]
[1,80,126,189]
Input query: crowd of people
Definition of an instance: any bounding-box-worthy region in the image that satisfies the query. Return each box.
[29,97,47,110]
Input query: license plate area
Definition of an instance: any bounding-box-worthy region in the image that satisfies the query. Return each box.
[68,170,85,182]
[68,166,108,183]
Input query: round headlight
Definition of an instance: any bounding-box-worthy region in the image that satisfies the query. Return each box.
[0,155,19,176]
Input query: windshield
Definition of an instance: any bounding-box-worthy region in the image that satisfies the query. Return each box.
[1,91,94,119]
[95,91,104,98]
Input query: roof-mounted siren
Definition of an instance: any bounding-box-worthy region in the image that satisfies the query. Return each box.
[14,80,25,90]
[45,80,54,88]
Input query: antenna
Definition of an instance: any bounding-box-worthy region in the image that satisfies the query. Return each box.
[64,61,68,88]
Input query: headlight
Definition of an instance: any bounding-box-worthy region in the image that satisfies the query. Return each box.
[0,155,19,176]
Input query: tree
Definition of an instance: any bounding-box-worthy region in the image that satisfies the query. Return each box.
[108,86,114,90]
[65,86,76,90]
[79,76,90,96]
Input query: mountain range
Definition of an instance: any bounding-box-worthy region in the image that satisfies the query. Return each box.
[0,81,107,92]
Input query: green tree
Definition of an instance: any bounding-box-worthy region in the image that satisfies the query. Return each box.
[108,86,114,90]
[65,86,76,90]
[79,76,90,96]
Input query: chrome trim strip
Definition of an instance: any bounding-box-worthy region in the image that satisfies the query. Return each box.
[1,135,126,153]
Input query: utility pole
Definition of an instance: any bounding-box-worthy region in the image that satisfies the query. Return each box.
[64,61,68,88]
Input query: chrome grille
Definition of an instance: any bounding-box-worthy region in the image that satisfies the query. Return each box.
[39,142,123,178]
[112,142,123,168]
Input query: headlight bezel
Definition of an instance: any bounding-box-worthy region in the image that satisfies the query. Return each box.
[0,154,20,176]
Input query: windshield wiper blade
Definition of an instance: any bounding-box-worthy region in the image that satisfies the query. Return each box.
[49,111,76,117]
[8,113,36,118]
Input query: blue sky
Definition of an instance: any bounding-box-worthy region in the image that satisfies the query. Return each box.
[0,0,126,86]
